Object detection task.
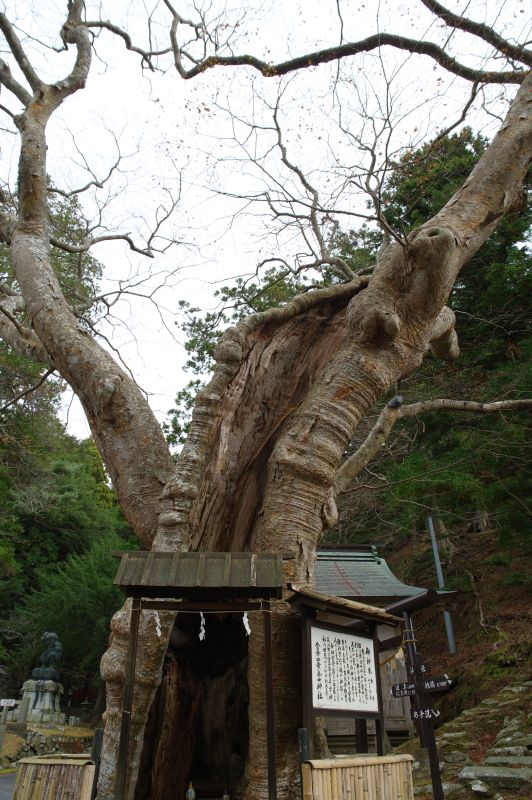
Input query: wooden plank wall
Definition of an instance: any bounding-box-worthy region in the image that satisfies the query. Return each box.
[13,758,95,800]
[302,754,414,800]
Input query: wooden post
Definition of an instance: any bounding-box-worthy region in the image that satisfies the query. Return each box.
[375,718,384,756]
[298,727,310,800]
[373,626,386,756]
[301,763,313,800]
[402,612,444,800]
[301,611,314,758]
[298,727,310,763]
[91,727,104,799]
[263,601,277,800]
[114,596,142,800]
[355,719,368,753]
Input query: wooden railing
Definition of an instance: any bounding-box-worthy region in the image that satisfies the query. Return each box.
[302,754,414,800]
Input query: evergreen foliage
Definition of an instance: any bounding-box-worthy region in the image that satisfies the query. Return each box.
[332,129,531,553]
[0,188,132,690]
[7,529,136,687]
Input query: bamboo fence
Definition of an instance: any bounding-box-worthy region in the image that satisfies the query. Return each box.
[13,754,95,800]
[302,754,414,800]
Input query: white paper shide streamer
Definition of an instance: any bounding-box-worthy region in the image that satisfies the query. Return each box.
[154,611,162,638]
[242,612,251,636]
[199,612,206,641]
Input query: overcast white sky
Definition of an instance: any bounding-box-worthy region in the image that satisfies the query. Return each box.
[0,0,529,438]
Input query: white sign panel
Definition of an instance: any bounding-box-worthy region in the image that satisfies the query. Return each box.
[311,626,379,713]
[0,699,16,707]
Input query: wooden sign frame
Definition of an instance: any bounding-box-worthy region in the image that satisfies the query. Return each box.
[301,613,385,756]
[309,621,380,715]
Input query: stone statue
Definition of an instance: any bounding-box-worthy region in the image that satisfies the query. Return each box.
[31,632,63,681]
[18,632,65,723]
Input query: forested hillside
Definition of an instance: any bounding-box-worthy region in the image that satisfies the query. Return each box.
[0,396,134,693]
[331,128,531,549]
[0,193,135,697]
[327,130,532,714]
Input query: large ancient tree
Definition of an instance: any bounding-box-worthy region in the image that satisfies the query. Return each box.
[0,2,530,798]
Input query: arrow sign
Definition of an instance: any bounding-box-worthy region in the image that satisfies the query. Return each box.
[411,707,441,721]
[391,675,452,698]
[423,675,452,693]
[390,682,416,698]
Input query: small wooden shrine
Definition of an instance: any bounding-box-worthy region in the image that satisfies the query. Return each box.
[113,551,401,800]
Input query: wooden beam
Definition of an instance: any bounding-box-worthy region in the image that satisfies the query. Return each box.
[264,602,278,800]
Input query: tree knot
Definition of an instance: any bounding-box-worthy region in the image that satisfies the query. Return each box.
[214,327,245,365]
[407,226,458,272]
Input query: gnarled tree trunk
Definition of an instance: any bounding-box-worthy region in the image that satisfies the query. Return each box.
[97,70,531,800]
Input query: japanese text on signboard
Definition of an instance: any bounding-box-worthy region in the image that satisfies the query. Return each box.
[311,626,379,713]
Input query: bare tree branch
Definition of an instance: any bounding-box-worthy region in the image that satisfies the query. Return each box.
[0,58,31,105]
[85,20,171,69]
[420,0,532,68]
[169,32,526,84]
[0,292,52,365]
[53,0,92,104]
[270,96,355,280]
[48,129,125,198]
[49,233,155,258]
[335,396,532,495]
[0,367,55,414]
[0,13,44,93]
[0,209,17,244]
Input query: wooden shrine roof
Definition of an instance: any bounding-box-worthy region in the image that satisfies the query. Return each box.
[288,584,401,627]
[114,551,284,599]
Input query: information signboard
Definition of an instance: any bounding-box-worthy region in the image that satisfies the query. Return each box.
[390,675,452,698]
[310,624,379,714]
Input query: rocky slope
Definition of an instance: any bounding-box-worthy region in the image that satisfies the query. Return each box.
[395,680,531,799]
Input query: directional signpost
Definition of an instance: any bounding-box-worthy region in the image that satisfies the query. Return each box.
[401,614,452,800]
[391,675,452,699]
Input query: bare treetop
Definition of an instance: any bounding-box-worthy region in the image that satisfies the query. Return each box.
[81,0,530,83]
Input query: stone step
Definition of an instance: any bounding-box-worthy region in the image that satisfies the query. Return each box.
[486,746,529,757]
[495,734,530,748]
[459,764,532,791]
[484,755,532,767]
[511,734,532,748]
[440,749,472,765]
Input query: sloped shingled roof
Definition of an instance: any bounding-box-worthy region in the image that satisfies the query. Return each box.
[114,551,284,599]
[315,546,425,605]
